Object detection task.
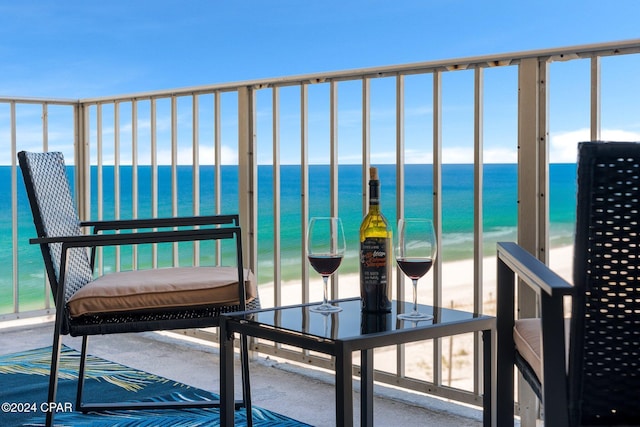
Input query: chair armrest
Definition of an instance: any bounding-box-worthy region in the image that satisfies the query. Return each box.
[80,214,239,233]
[497,242,572,297]
[29,227,240,248]
[496,242,573,425]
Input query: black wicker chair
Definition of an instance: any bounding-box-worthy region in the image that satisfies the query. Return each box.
[18,151,260,427]
[496,141,640,426]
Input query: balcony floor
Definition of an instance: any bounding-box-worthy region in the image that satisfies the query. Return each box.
[1,319,489,426]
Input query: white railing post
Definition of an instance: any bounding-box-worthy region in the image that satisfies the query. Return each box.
[238,86,258,274]
[590,57,601,140]
[516,56,550,426]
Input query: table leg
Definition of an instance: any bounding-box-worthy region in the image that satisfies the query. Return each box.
[360,349,374,427]
[335,347,354,426]
[220,318,235,427]
[482,329,495,427]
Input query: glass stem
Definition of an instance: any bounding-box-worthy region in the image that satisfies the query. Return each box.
[412,279,419,313]
[322,275,330,305]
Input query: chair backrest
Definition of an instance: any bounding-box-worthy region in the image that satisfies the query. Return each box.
[18,151,93,304]
[569,141,640,424]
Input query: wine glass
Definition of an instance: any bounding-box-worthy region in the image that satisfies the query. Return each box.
[307,217,346,313]
[396,218,437,322]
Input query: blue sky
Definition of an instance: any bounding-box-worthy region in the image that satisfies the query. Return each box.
[1,1,640,164]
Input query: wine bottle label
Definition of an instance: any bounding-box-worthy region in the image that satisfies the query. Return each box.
[360,237,392,312]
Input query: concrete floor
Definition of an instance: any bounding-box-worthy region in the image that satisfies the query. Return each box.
[0,318,488,426]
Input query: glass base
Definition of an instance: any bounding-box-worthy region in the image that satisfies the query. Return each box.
[397,311,433,322]
[310,303,343,313]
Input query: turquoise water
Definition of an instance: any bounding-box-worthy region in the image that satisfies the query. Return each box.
[0,163,577,312]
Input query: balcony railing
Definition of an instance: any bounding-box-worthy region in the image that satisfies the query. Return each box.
[2,39,640,418]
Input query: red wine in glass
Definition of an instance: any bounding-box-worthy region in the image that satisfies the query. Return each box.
[307,217,346,313]
[396,257,433,280]
[308,255,343,276]
[396,219,437,322]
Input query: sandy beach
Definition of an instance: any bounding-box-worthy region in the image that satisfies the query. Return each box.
[255,244,574,390]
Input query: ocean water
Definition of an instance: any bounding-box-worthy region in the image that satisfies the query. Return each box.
[0,163,577,312]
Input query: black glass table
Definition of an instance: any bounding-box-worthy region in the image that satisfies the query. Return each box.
[220,297,495,426]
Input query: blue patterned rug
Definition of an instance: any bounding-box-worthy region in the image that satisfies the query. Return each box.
[0,346,311,426]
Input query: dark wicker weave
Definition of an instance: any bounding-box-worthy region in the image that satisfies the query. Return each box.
[497,141,640,426]
[18,151,258,426]
[571,141,640,425]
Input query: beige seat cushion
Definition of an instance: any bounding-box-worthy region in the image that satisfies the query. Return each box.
[67,267,256,317]
[513,317,570,381]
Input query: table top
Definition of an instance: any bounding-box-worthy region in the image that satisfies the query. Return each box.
[223,297,494,347]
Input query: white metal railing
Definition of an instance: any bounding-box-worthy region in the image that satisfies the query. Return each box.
[2,39,640,415]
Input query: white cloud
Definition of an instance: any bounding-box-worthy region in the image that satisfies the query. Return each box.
[550,129,590,163]
[431,128,640,165]
[406,146,518,164]
[484,147,517,163]
[152,145,239,165]
[198,145,239,165]
[442,147,473,164]
[550,128,640,163]
[86,144,240,166]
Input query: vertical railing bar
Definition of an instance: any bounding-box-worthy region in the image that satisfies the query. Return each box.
[214,92,222,265]
[395,73,406,271]
[42,103,51,309]
[329,81,339,300]
[300,84,310,359]
[114,102,121,272]
[171,95,179,266]
[300,84,310,305]
[273,87,282,307]
[395,75,405,219]
[131,100,139,270]
[72,103,81,214]
[76,103,91,281]
[79,104,91,222]
[150,99,158,268]
[73,104,83,217]
[473,67,485,395]
[362,78,371,215]
[10,102,18,313]
[192,95,200,266]
[395,74,406,378]
[432,70,443,387]
[42,104,49,151]
[590,56,601,141]
[361,78,371,373]
[97,104,104,275]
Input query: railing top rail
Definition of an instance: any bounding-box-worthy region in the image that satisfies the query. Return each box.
[1,39,638,107]
[0,96,78,105]
[75,38,640,105]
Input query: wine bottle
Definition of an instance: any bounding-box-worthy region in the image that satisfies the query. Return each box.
[359,167,392,312]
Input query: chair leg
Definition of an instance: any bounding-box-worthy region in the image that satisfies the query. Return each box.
[76,336,89,411]
[496,257,516,426]
[46,329,64,427]
[240,333,253,427]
